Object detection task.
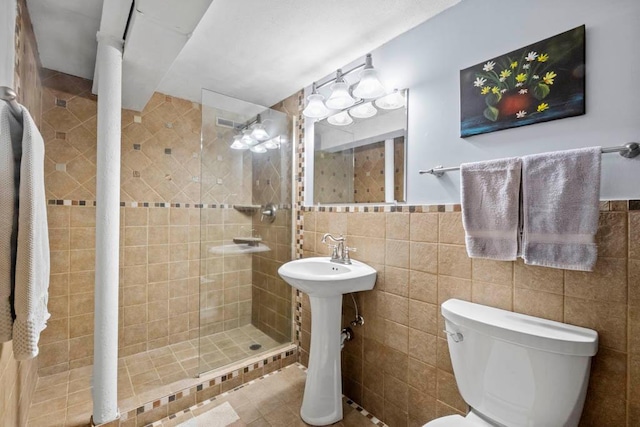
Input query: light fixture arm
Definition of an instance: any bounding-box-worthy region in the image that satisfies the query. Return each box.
[315,59,368,90]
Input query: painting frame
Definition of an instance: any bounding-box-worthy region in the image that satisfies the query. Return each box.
[460,25,586,138]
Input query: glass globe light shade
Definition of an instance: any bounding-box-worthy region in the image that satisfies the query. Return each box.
[241,129,257,146]
[303,93,330,118]
[250,144,267,153]
[327,111,353,126]
[264,138,280,150]
[250,122,270,142]
[352,68,386,99]
[349,102,377,119]
[325,81,356,110]
[375,90,405,110]
[230,135,248,150]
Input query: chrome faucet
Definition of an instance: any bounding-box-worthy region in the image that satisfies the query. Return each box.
[321,233,356,264]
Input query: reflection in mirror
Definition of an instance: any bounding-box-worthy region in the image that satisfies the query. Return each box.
[313,90,407,204]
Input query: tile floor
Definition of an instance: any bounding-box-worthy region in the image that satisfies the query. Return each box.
[27,325,284,427]
[158,364,386,427]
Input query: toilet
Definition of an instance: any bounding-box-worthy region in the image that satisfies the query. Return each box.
[426,299,598,427]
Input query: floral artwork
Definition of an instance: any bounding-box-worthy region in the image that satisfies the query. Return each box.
[460,25,585,137]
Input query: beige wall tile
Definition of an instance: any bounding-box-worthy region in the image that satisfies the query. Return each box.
[472,281,512,311]
[436,369,467,413]
[410,213,438,243]
[565,257,627,303]
[513,288,563,322]
[564,297,627,351]
[438,244,471,279]
[438,212,464,245]
[385,266,409,297]
[387,213,410,241]
[409,270,437,304]
[409,242,438,274]
[513,259,564,294]
[408,328,436,366]
[629,212,640,259]
[408,300,437,335]
[348,213,386,237]
[596,212,627,258]
[471,259,513,286]
[386,240,410,268]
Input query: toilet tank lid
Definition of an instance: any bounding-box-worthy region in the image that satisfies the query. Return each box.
[441,299,598,356]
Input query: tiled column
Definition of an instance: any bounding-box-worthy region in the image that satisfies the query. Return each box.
[92,31,123,425]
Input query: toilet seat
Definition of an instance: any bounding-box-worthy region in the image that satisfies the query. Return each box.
[423,412,496,427]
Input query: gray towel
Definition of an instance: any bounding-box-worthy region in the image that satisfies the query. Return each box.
[521,147,601,271]
[460,157,522,261]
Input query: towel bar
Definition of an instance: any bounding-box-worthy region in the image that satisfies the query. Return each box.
[420,143,640,177]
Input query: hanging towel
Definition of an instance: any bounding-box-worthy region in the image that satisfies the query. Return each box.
[12,104,50,360]
[460,157,522,261]
[0,103,22,343]
[521,147,601,271]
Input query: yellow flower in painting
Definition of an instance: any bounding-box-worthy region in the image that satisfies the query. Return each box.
[537,103,549,112]
[491,87,500,94]
[481,87,490,95]
[515,73,527,83]
[499,69,512,79]
[537,53,549,62]
[543,71,557,85]
[510,61,518,69]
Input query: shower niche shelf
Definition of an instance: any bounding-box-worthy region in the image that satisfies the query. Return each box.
[208,243,270,255]
[233,204,261,213]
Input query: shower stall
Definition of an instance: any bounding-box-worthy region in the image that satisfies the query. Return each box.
[196,89,295,375]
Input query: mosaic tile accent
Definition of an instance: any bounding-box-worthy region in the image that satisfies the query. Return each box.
[151,363,389,427]
[95,347,297,426]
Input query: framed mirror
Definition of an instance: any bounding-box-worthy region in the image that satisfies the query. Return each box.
[312,89,408,204]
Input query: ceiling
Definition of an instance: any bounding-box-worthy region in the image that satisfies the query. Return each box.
[27,0,459,109]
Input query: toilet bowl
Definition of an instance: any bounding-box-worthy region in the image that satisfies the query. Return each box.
[424,299,598,427]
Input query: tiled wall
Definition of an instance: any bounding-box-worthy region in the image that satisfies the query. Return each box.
[250,93,299,343]
[314,150,355,204]
[1,0,41,425]
[299,202,640,426]
[39,71,210,374]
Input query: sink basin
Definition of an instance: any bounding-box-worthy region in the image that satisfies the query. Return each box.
[277,257,376,296]
[278,257,377,425]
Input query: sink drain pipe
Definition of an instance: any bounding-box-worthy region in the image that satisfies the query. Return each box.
[341,327,353,349]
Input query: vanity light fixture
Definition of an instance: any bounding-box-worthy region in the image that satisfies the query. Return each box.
[352,54,386,99]
[375,89,405,110]
[303,53,386,118]
[348,101,377,119]
[250,114,270,141]
[302,82,331,118]
[325,69,356,110]
[327,110,353,126]
[264,138,280,150]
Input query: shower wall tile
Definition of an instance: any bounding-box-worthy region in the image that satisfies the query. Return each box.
[299,205,638,426]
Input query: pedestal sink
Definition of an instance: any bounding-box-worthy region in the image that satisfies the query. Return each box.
[278,257,377,426]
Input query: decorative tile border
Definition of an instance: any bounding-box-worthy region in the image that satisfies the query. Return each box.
[47,200,293,210]
[96,347,297,427]
[299,200,639,213]
[152,363,388,427]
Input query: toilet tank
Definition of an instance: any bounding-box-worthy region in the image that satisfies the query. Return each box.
[442,299,598,427]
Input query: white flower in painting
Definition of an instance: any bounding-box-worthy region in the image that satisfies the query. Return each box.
[525,51,538,62]
[519,89,528,94]
[473,77,487,87]
[532,75,540,80]
[483,61,496,72]
[515,82,524,87]
[499,77,506,82]
[523,63,531,69]
[501,89,507,93]
[516,110,527,119]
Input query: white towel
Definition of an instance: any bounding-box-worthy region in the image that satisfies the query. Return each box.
[0,103,22,343]
[521,147,601,271]
[460,157,522,261]
[12,104,51,359]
